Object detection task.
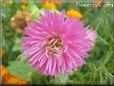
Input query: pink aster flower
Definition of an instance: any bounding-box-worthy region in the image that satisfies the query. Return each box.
[21,10,97,77]
[85,28,97,47]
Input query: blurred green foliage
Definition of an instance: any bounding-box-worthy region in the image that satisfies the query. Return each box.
[1,0,114,85]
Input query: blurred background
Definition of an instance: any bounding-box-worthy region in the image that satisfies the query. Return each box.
[1,0,114,85]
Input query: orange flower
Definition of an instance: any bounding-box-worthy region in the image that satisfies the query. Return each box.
[42,1,56,9]
[40,0,61,6]
[10,10,32,33]
[0,48,5,57]
[53,0,61,7]
[1,65,9,78]
[1,65,27,85]
[66,9,82,19]
[40,0,61,9]
[3,76,27,85]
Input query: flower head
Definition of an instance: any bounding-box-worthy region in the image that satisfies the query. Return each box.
[85,28,97,47]
[66,9,82,19]
[40,0,61,9]
[1,65,9,78]
[42,1,56,9]
[21,10,97,77]
[10,10,32,33]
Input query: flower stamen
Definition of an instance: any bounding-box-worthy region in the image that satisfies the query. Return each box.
[44,36,63,57]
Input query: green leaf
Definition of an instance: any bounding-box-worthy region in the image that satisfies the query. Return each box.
[58,73,69,84]
[28,4,43,19]
[29,70,45,84]
[7,60,34,80]
[12,38,22,52]
[97,35,109,46]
